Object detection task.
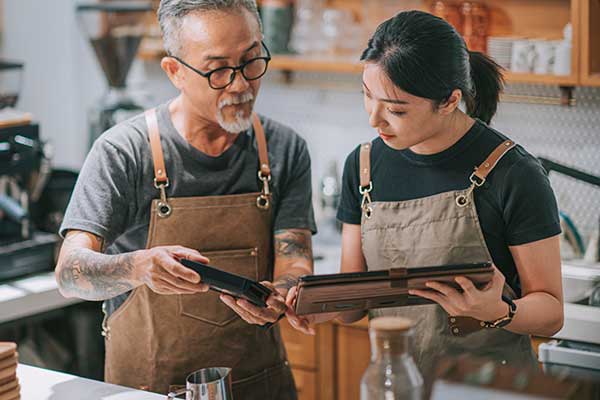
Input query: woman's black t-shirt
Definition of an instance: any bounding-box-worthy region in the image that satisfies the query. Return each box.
[337,120,561,295]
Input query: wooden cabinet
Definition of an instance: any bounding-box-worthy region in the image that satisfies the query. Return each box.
[280,318,370,400]
[335,319,370,400]
[279,319,335,400]
[580,0,600,86]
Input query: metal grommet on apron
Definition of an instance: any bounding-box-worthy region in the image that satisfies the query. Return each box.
[359,139,539,378]
[103,109,295,399]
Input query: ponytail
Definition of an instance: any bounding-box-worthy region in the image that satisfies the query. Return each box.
[465,51,504,124]
[362,11,506,125]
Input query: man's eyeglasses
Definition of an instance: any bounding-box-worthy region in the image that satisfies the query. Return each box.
[169,42,272,90]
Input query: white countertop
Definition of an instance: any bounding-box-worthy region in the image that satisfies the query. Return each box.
[0,272,83,324]
[17,364,164,400]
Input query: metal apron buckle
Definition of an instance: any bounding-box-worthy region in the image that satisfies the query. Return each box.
[154,178,172,218]
[360,182,373,218]
[257,171,271,210]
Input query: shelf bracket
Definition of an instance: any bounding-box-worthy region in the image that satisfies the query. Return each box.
[559,86,575,107]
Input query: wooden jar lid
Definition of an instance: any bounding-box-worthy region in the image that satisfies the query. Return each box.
[370,316,414,332]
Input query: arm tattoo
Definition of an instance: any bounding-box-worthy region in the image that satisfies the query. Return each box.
[58,242,136,301]
[274,273,299,291]
[274,229,312,260]
[273,229,313,290]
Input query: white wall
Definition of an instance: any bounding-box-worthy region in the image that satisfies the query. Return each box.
[2,0,117,170]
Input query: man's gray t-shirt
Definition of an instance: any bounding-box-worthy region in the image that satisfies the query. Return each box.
[60,101,316,315]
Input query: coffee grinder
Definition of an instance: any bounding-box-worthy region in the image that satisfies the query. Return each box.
[76,1,153,148]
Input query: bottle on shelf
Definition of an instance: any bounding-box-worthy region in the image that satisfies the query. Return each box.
[461,1,489,53]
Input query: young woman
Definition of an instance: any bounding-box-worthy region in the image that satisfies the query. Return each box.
[286,10,563,376]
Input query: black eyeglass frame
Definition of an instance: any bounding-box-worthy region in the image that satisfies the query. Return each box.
[169,41,272,90]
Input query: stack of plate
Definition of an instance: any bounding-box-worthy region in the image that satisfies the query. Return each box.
[487,36,515,70]
[0,343,19,400]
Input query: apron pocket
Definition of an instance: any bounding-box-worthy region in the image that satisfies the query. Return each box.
[179,247,259,327]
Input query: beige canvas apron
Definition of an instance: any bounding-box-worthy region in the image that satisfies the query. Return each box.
[358,139,538,379]
[102,109,296,399]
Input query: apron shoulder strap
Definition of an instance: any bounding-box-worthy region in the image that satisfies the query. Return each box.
[145,108,168,186]
[359,142,372,189]
[472,140,516,184]
[145,110,271,185]
[252,114,271,178]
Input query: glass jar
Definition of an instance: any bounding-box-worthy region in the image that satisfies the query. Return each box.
[360,317,424,400]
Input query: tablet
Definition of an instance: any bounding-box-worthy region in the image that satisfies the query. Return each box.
[294,262,493,315]
[180,259,272,308]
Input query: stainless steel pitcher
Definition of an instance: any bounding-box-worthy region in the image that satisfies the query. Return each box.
[168,367,233,400]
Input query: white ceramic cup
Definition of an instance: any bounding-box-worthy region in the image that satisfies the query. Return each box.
[532,40,556,74]
[510,40,535,73]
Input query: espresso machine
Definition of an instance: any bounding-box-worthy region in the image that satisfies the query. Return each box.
[0,60,60,282]
[76,1,153,148]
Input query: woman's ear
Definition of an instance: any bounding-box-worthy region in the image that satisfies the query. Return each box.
[161,57,184,91]
[437,89,463,115]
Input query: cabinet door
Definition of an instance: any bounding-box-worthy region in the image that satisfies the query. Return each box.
[336,323,370,400]
[280,319,317,369]
[292,368,317,400]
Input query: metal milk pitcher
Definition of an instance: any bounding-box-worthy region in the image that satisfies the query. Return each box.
[168,367,233,400]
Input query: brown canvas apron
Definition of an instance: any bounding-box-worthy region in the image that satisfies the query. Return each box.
[358,139,538,379]
[102,110,296,399]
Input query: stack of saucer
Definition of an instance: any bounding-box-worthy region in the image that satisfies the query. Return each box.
[0,343,19,400]
[487,36,515,70]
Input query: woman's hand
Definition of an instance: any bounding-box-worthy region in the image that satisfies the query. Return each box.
[409,265,508,322]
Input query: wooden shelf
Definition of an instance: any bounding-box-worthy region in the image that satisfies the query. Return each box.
[138,46,580,86]
[138,0,590,88]
[268,54,580,86]
[502,71,578,86]
[269,53,363,74]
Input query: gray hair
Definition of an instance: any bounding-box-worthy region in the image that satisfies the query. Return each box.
[158,0,262,57]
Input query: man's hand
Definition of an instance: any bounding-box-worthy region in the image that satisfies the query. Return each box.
[56,230,210,300]
[220,281,287,325]
[134,246,210,295]
[218,228,314,326]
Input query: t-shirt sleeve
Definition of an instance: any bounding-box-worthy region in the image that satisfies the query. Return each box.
[273,137,317,234]
[501,156,562,246]
[336,146,362,225]
[59,138,135,246]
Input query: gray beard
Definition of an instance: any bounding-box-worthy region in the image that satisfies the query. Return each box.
[216,108,253,134]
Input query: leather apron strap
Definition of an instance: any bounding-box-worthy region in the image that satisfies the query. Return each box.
[145,110,271,186]
[472,140,516,184]
[145,109,168,186]
[359,139,517,215]
[144,109,272,214]
[359,142,372,189]
[253,113,270,178]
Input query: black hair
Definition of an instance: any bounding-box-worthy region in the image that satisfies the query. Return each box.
[361,10,504,124]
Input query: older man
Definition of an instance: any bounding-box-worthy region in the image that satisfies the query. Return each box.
[55,1,314,398]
